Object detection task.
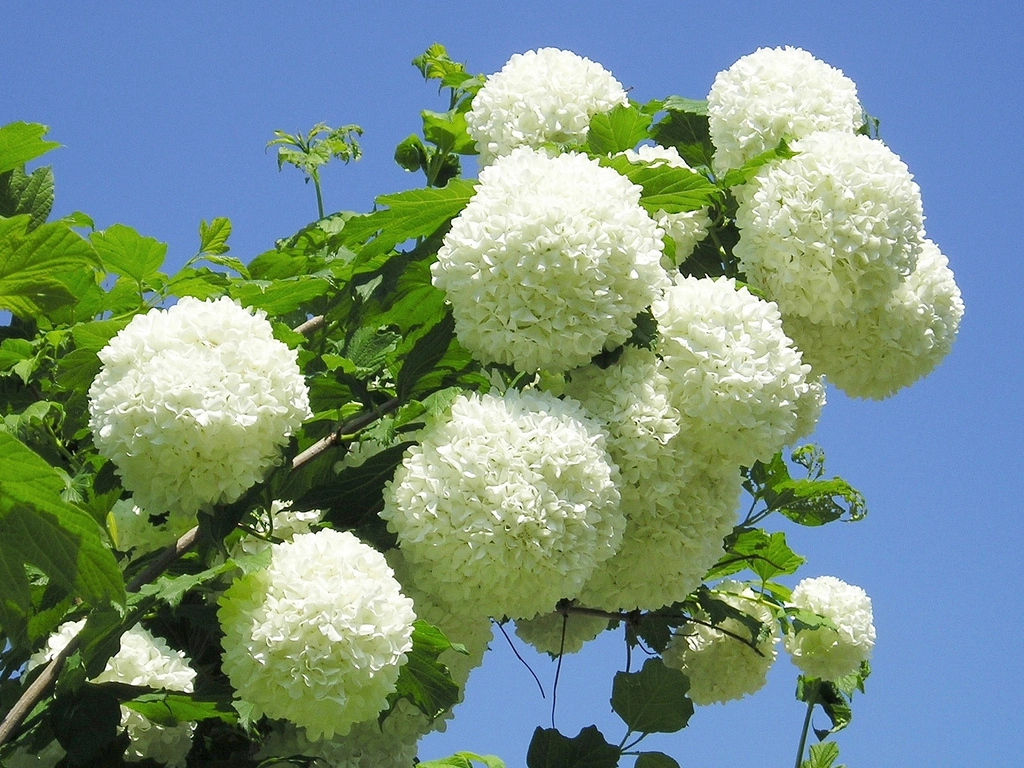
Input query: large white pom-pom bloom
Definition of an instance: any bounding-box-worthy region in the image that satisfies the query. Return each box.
[467,47,628,165]
[784,575,875,680]
[218,529,416,740]
[734,131,923,325]
[432,147,667,374]
[708,46,862,173]
[380,388,624,620]
[662,581,779,705]
[783,239,964,399]
[88,296,311,516]
[30,621,197,767]
[577,456,742,612]
[654,275,810,466]
[621,145,712,266]
[515,608,609,656]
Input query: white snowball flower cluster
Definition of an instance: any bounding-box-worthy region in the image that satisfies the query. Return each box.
[514,608,609,656]
[432,146,667,374]
[88,296,311,516]
[653,275,812,466]
[789,375,827,444]
[784,575,875,681]
[380,388,624,620]
[734,131,923,325]
[218,529,416,740]
[708,46,862,173]
[621,144,712,265]
[30,621,197,767]
[784,239,964,399]
[108,499,195,557]
[467,47,628,165]
[662,581,779,705]
[577,457,742,612]
[256,703,424,768]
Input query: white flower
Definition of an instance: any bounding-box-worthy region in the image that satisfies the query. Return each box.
[662,581,779,705]
[88,296,311,516]
[577,456,742,612]
[432,146,667,374]
[784,575,875,681]
[30,621,197,767]
[380,388,624,620]
[784,239,964,399]
[218,529,416,740]
[708,46,862,173]
[515,609,608,656]
[788,375,827,444]
[108,499,194,556]
[653,275,810,466]
[734,131,923,325]
[467,47,628,165]
[621,145,712,265]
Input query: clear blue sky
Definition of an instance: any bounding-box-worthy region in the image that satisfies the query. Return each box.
[5,3,1022,766]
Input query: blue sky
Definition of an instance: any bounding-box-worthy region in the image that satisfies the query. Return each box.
[5,2,1022,766]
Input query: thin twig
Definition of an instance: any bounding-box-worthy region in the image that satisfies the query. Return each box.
[292,397,401,470]
[294,314,325,336]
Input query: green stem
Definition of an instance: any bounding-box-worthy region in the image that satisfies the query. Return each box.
[794,691,817,768]
[313,174,325,219]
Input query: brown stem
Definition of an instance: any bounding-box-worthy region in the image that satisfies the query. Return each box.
[291,397,401,470]
[294,314,325,336]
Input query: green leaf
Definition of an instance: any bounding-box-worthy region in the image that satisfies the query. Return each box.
[388,620,460,720]
[635,752,681,768]
[611,658,693,734]
[51,683,122,764]
[707,528,804,582]
[396,312,455,401]
[90,224,166,283]
[0,165,55,230]
[122,692,238,727]
[587,104,653,155]
[341,179,476,261]
[0,216,100,318]
[395,134,428,172]
[649,99,713,169]
[745,448,866,526]
[802,741,844,768]
[796,677,853,737]
[422,110,476,155]
[720,139,797,188]
[0,433,125,615]
[228,275,330,315]
[418,753,505,768]
[0,122,60,174]
[198,217,232,256]
[601,154,719,213]
[526,726,621,768]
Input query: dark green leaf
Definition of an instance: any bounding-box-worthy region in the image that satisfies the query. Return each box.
[649,100,713,169]
[418,753,505,768]
[587,104,653,155]
[51,684,122,764]
[720,139,797,188]
[395,134,428,172]
[526,726,621,768]
[422,110,476,155]
[229,275,330,315]
[388,620,460,719]
[707,528,804,582]
[611,658,693,734]
[0,122,60,174]
[396,312,454,401]
[635,752,681,768]
[0,165,54,230]
[796,677,853,736]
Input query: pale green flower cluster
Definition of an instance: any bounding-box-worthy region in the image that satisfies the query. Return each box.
[784,575,875,681]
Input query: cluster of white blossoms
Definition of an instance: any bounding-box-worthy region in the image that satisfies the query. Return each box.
[662,581,779,705]
[707,46,862,173]
[381,388,623,620]
[433,146,667,374]
[653,275,812,466]
[466,47,628,165]
[784,576,875,681]
[218,529,416,740]
[734,131,924,326]
[621,145,713,265]
[514,608,609,656]
[28,621,197,768]
[783,239,965,399]
[88,296,311,516]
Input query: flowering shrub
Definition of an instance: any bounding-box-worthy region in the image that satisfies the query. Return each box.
[0,41,960,768]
